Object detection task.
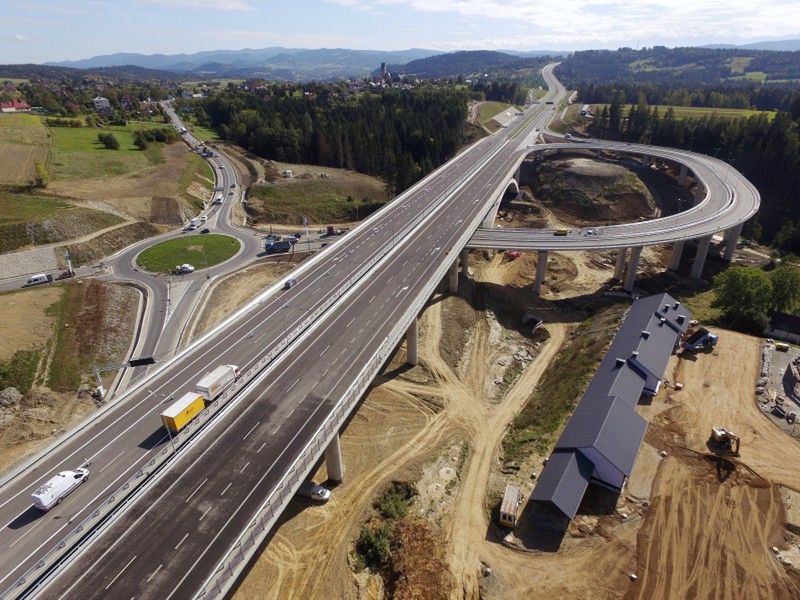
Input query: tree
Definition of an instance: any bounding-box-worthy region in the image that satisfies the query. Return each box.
[770,266,800,313]
[97,132,119,150]
[33,161,48,188]
[133,130,148,150]
[712,266,773,332]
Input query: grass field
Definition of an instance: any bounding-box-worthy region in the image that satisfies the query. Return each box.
[0,113,50,184]
[184,117,220,142]
[0,191,124,253]
[248,174,391,224]
[136,234,240,272]
[477,101,517,125]
[592,104,776,121]
[179,151,215,211]
[49,120,170,180]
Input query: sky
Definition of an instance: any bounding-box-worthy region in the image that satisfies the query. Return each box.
[2,0,800,63]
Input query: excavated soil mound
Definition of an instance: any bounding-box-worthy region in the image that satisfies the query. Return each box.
[522,157,655,224]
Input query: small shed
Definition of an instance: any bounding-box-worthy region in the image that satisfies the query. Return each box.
[499,483,524,527]
[282,169,293,178]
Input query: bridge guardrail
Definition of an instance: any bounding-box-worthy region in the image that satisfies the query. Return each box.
[195,139,509,600]
[1,129,508,600]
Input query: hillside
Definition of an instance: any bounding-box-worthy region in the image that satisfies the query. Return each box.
[0,63,183,82]
[394,50,551,79]
[557,46,800,85]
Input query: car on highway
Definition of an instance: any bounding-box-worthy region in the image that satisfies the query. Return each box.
[25,273,52,286]
[31,468,89,511]
[200,215,208,222]
[283,278,297,290]
[553,228,570,236]
[298,481,330,502]
[185,223,198,231]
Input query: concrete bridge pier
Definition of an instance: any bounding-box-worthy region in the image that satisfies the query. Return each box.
[623,246,642,292]
[448,259,459,293]
[481,203,500,228]
[325,434,344,482]
[691,235,712,278]
[533,250,548,294]
[613,247,628,281]
[668,241,684,271]
[678,164,688,185]
[406,318,418,365]
[460,248,470,282]
[722,224,743,261]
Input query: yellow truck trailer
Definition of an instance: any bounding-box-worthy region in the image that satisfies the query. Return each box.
[161,392,205,434]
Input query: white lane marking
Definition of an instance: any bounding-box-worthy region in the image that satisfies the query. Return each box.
[320,344,330,356]
[257,442,267,454]
[220,482,232,496]
[199,506,213,521]
[98,451,125,474]
[239,462,250,474]
[346,317,355,327]
[287,379,299,392]
[185,478,208,503]
[146,563,163,583]
[105,555,137,590]
[242,421,260,440]
[174,532,189,550]
[8,520,44,548]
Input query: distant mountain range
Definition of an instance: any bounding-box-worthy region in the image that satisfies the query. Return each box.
[48,47,440,80]
[702,38,800,51]
[44,47,569,81]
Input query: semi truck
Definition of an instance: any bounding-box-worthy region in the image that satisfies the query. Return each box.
[31,468,89,511]
[161,392,205,434]
[160,365,240,433]
[196,364,240,401]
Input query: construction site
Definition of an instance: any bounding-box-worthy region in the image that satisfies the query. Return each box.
[184,153,800,599]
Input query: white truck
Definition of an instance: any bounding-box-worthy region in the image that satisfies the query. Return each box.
[196,364,240,401]
[31,468,89,511]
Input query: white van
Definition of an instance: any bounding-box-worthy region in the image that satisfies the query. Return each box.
[31,468,89,511]
[26,274,50,286]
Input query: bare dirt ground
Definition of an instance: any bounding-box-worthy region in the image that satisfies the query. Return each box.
[0,282,138,474]
[47,144,204,222]
[0,286,62,360]
[192,256,306,339]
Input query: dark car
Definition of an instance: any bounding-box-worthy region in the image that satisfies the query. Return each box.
[200,227,210,234]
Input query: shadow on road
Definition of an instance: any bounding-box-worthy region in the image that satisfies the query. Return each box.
[7,506,42,529]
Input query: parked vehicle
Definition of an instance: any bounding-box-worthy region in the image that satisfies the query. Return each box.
[264,240,293,254]
[200,228,210,234]
[25,273,52,286]
[683,328,718,353]
[298,481,331,502]
[31,468,89,511]
[196,364,240,401]
[776,342,790,352]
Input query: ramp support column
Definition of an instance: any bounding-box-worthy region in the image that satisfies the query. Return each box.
[406,318,418,366]
[534,250,548,294]
[722,224,743,261]
[691,235,712,278]
[448,260,459,293]
[623,246,642,292]
[325,434,344,483]
[460,248,470,282]
[613,247,628,281]
[678,164,688,185]
[669,241,684,271]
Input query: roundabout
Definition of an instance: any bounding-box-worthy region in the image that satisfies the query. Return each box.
[135,234,242,273]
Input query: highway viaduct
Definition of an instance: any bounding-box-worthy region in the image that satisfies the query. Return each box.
[0,64,758,600]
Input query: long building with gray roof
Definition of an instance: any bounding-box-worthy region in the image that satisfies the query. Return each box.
[531,293,690,519]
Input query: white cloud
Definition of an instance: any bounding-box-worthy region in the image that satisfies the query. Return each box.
[11,33,36,42]
[324,0,800,49]
[138,0,253,10]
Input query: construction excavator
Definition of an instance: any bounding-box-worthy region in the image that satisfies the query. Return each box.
[709,426,740,457]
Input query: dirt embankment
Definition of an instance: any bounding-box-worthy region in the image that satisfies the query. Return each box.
[521,157,656,224]
[0,280,138,473]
